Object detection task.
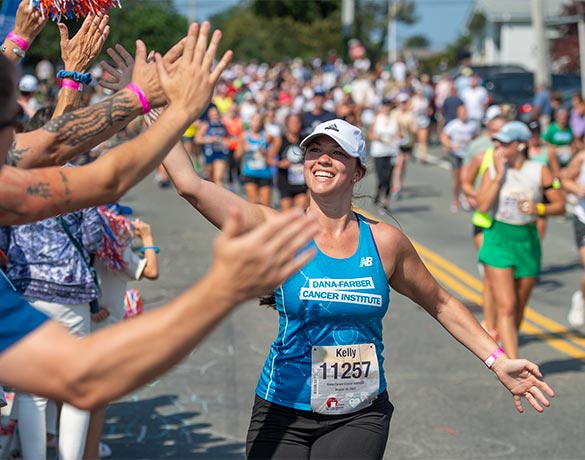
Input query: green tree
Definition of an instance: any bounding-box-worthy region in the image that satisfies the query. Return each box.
[211,3,342,62]
[403,34,430,49]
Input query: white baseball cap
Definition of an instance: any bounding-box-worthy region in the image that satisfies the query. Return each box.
[483,105,502,124]
[300,119,366,166]
[19,74,39,93]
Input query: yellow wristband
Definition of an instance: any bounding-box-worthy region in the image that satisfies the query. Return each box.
[537,203,546,216]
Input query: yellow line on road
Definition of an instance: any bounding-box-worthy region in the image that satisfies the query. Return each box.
[357,208,585,356]
[521,322,585,359]
[413,241,484,292]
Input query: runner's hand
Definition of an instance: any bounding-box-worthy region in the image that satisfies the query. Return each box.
[492,358,554,413]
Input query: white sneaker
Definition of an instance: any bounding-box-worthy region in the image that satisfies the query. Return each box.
[568,290,585,327]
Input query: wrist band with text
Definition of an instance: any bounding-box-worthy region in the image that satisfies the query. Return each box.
[6,32,30,51]
[140,245,160,254]
[61,79,80,91]
[126,83,151,114]
[484,347,505,368]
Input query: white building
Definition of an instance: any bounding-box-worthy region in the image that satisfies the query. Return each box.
[466,0,566,71]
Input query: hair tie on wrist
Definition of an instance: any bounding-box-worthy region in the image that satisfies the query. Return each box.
[56,70,93,85]
[140,245,160,254]
[126,83,151,114]
[6,32,30,51]
[61,79,81,91]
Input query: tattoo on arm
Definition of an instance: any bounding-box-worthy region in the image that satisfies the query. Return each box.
[7,142,30,167]
[59,170,71,205]
[41,92,136,149]
[26,182,51,199]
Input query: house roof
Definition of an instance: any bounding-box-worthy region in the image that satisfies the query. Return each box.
[470,0,566,23]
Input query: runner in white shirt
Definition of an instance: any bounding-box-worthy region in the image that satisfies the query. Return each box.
[442,105,479,212]
[461,75,488,131]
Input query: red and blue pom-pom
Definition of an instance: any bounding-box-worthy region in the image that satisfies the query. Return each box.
[31,0,122,20]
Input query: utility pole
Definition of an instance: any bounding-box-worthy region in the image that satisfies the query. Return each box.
[188,0,196,23]
[342,0,355,62]
[577,2,585,97]
[530,0,551,87]
[387,0,399,63]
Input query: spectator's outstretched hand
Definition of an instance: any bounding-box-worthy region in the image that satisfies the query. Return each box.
[99,44,134,92]
[59,13,110,73]
[13,0,47,45]
[155,22,233,120]
[209,209,318,304]
[128,35,187,107]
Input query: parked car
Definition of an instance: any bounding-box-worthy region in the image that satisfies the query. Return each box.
[469,64,529,83]
[484,72,582,122]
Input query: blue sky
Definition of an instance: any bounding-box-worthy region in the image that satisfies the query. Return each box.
[173,0,475,50]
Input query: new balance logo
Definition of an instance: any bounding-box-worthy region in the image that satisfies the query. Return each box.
[359,257,373,267]
[324,123,339,132]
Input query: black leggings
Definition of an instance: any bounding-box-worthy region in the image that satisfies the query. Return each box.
[246,391,394,459]
[373,157,395,201]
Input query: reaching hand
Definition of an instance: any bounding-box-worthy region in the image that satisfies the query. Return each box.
[209,209,318,304]
[99,44,134,92]
[13,0,47,44]
[493,358,555,413]
[59,13,110,73]
[129,35,187,108]
[133,219,152,239]
[155,22,233,119]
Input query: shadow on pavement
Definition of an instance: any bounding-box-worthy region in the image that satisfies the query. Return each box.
[538,357,585,375]
[540,261,582,276]
[102,395,245,459]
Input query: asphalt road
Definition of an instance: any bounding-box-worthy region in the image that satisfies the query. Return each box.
[103,146,585,460]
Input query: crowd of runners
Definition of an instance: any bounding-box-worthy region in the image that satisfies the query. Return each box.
[0,0,581,458]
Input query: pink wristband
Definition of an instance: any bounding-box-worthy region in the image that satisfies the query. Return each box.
[61,79,80,91]
[484,347,505,368]
[126,83,150,114]
[6,32,30,51]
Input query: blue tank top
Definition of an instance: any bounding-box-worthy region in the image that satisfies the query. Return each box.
[202,120,228,157]
[256,213,390,411]
[241,131,272,179]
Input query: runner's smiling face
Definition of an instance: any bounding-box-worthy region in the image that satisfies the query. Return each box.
[303,135,361,193]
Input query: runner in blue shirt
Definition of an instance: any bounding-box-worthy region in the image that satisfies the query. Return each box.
[163,117,556,459]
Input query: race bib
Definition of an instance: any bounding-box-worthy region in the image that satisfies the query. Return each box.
[248,151,267,170]
[311,343,379,414]
[497,189,534,224]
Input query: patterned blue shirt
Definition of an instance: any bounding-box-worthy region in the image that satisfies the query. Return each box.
[0,208,103,304]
